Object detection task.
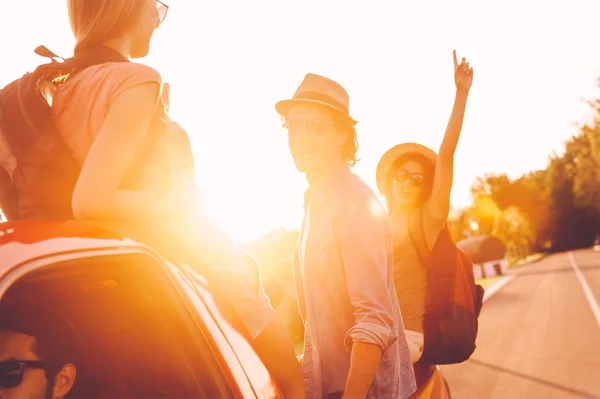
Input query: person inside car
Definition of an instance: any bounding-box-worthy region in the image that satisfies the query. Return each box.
[0,303,80,399]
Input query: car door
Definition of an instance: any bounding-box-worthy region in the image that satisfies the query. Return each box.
[180,265,283,399]
[0,245,259,398]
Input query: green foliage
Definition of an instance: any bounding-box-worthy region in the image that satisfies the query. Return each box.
[469,85,600,253]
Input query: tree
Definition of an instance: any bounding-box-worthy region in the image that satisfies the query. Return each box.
[543,133,600,251]
[470,170,553,252]
[469,195,500,236]
[470,173,514,210]
[567,132,600,213]
[492,206,533,261]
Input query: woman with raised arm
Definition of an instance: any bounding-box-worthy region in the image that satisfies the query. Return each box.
[376,50,473,364]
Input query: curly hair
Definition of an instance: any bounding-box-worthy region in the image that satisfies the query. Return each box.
[335,115,359,167]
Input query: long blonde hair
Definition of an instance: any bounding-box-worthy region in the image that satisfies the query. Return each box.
[68,0,147,52]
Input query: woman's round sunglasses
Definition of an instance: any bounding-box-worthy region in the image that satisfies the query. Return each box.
[0,360,47,389]
[394,169,425,187]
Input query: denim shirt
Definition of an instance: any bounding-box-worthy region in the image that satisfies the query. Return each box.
[294,166,417,399]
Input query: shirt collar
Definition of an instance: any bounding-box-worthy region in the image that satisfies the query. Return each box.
[304,164,350,212]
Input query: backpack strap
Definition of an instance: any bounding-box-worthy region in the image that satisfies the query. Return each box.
[408,206,433,269]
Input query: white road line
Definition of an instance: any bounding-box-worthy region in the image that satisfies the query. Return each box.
[568,251,600,330]
[482,274,515,303]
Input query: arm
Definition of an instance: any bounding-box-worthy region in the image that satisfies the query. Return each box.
[231,250,305,399]
[72,82,186,220]
[343,342,382,399]
[334,194,398,399]
[427,50,473,220]
[199,245,304,399]
[254,317,305,399]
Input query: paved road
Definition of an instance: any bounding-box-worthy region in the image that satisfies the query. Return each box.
[441,248,600,398]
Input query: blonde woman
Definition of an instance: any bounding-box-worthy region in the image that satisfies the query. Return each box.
[46,1,304,397]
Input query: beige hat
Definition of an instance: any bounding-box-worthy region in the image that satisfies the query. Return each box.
[376,142,437,195]
[275,73,358,125]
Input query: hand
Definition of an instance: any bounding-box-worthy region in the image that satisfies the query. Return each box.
[453,50,473,93]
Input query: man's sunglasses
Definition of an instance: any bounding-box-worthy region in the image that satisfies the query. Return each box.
[0,360,47,389]
[157,0,169,24]
[394,169,425,187]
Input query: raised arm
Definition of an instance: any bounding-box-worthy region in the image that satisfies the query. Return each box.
[427,50,473,220]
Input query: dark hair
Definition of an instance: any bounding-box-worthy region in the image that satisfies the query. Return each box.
[333,113,359,167]
[0,303,79,388]
[384,153,435,212]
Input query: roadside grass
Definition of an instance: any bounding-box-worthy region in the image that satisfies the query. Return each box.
[508,252,545,268]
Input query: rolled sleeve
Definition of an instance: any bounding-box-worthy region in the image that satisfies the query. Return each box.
[334,194,398,352]
[344,321,398,352]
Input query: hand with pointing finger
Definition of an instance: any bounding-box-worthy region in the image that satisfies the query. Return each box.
[453,50,473,93]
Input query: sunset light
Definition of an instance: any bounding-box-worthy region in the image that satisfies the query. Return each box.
[2,2,600,398]
[3,1,600,242]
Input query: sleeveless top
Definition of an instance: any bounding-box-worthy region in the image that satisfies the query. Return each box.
[52,62,190,196]
[391,206,445,333]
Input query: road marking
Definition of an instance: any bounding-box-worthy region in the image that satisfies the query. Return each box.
[482,274,515,303]
[568,251,600,330]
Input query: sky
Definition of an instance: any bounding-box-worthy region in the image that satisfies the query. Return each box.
[3,1,600,241]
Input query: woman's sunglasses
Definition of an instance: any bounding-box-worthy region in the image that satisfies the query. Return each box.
[156,0,169,24]
[394,169,425,187]
[0,360,47,389]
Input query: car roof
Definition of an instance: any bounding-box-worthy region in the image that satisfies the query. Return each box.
[0,220,160,277]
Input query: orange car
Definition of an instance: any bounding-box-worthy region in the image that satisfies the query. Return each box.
[410,365,451,398]
[404,359,452,399]
[0,220,282,398]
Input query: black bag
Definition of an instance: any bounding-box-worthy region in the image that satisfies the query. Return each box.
[0,45,130,220]
[409,208,485,364]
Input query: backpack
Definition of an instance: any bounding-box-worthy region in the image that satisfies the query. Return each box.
[408,207,485,365]
[0,45,132,221]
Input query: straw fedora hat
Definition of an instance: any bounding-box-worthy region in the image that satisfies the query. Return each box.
[275,73,358,125]
[376,142,437,195]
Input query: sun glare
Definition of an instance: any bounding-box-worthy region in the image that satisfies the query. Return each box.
[3,1,600,243]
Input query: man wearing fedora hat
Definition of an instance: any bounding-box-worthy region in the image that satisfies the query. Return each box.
[276,73,417,399]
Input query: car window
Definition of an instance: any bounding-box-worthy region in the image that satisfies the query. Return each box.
[1,250,235,399]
